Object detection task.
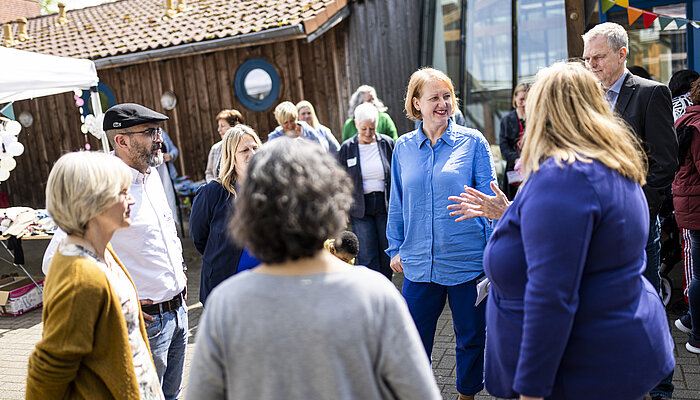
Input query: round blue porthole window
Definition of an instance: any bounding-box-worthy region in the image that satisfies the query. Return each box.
[79,82,116,117]
[234,59,280,111]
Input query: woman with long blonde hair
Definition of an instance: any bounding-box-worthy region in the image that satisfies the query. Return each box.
[190,124,262,305]
[481,62,673,400]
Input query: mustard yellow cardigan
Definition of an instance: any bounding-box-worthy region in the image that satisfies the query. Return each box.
[26,244,153,400]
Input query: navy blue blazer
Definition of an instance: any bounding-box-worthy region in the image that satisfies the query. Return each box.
[483,158,674,399]
[337,133,395,218]
[189,181,244,305]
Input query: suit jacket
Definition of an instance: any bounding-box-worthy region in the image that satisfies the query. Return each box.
[616,72,678,217]
[337,133,394,218]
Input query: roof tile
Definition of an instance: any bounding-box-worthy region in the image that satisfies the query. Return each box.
[1,0,343,59]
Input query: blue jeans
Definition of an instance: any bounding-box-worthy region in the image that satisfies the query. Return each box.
[402,278,485,396]
[688,230,700,340]
[350,192,391,279]
[645,217,674,398]
[146,303,188,400]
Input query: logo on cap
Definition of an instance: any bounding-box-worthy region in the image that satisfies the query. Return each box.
[113,122,121,127]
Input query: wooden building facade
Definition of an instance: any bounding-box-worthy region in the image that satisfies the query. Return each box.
[2,0,421,207]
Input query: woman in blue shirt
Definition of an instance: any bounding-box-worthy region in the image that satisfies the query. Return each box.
[482,62,674,400]
[190,124,261,305]
[386,67,496,400]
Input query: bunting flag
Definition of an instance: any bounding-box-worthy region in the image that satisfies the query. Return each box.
[627,7,643,25]
[605,3,700,31]
[642,11,658,29]
[675,18,689,29]
[0,103,14,121]
[657,15,674,30]
[602,0,615,13]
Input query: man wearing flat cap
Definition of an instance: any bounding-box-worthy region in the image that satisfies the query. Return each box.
[41,103,188,399]
[102,103,188,400]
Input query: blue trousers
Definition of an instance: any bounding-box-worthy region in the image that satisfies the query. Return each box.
[146,303,188,400]
[350,192,391,279]
[402,278,485,395]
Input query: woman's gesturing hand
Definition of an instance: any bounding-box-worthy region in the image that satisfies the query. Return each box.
[447,181,511,221]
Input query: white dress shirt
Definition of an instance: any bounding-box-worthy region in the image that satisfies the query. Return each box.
[43,166,186,303]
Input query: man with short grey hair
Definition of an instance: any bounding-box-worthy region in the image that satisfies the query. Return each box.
[583,22,677,400]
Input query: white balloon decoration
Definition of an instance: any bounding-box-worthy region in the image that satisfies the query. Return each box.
[1,158,16,171]
[0,169,10,182]
[8,142,24,157]
[2,133,17,146]
[5,121,21,136]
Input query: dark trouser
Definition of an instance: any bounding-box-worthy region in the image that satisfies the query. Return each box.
[350,191,391,279]
[688,230,700,340]
[646,217,674,398]
[402,278,485,396]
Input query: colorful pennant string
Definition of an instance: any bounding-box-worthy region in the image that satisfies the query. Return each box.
[605,3,700,31]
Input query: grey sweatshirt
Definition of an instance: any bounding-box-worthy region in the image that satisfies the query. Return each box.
[186,267,442,400]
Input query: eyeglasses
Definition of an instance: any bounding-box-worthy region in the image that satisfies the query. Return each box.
[123,127,163,141]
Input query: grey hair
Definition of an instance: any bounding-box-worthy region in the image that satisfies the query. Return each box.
[581,22,629,53]
[230,137,353,264]
[354,103,379,125]
[347,85,387,118]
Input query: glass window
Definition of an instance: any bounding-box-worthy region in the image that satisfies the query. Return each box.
[606,3,687,84]
[431,0,464,86]
[234,59,280,111]
[517,0,567,82]
[463,0,513,143]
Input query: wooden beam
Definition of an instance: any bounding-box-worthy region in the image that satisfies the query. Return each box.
[565,0,586,58]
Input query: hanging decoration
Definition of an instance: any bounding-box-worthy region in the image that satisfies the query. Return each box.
[0,114,24,183]
[73,89,105,150]
[602,0,700,31]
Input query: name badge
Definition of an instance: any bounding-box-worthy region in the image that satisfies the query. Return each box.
[347,157,357,167]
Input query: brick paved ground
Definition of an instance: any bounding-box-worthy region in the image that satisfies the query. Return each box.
[1,238,699,399]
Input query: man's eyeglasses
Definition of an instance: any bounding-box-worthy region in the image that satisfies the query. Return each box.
[123,127,163,141]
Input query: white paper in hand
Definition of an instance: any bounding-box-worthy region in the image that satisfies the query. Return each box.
[475,277,490,306]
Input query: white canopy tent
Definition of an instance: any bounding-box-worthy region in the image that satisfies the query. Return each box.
[0,47,108,150]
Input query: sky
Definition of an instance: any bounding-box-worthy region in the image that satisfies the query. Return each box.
[43,0,117,12]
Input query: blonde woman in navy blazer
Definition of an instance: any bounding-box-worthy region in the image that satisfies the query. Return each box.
[482,62,674,400]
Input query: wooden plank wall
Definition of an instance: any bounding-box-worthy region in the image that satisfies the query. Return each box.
[3,27,349,207]
[342,0,422,135]
[4,93,103,208]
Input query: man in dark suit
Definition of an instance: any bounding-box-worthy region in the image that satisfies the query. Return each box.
[583,22,678,400]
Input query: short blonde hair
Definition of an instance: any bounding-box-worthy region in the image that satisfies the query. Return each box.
[274,101,298,126]
[46,152,132,236]
[520,62,646,184]
[404,68,458,121]
[219,124,262,197]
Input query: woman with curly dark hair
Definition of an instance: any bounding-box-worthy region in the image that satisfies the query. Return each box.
[186,138,440,400]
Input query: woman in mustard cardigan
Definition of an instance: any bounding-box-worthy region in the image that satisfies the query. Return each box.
[27,152,164,400]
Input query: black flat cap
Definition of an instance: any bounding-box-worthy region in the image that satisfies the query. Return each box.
[103,103,168,131]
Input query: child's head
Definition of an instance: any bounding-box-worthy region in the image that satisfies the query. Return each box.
[330,231,359,264]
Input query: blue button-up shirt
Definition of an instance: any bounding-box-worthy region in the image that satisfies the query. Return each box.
[386,121,497,285]
[267,120,330,152]
[605,70,628,111]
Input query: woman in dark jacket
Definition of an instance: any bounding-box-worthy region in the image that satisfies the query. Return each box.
[498,82,529,200]
[337,103,395,279]
[190,125,261,305]
[673,79,700,354]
